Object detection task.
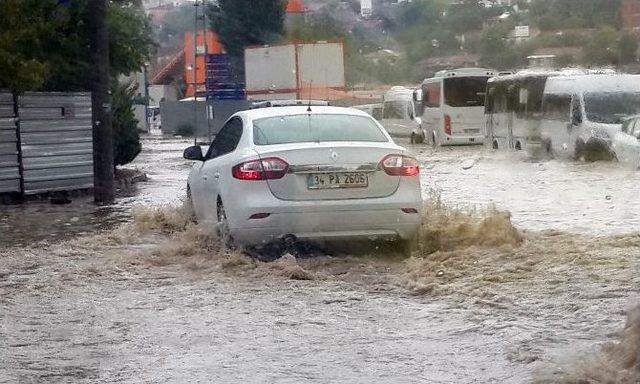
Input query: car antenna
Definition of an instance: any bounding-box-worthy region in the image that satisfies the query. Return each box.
[307,80,313,113]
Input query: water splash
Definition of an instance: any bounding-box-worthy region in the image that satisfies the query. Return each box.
[534,305,640,383]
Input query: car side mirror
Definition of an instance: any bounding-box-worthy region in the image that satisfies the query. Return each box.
[183,145,204,161]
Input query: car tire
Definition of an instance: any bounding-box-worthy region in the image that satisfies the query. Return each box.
[431,133,437,148]
[410,132,416,144]
[416,133,425,144]
[217,201,234,249]
[185,186,196,223]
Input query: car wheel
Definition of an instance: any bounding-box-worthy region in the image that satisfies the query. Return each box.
[416,133,425,144]
[217,201,234,249]
[185,186,196,223]
[431,133,437,148]
[410,132,417,144]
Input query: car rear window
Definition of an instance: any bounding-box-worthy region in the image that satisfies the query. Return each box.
[253,114,388,145]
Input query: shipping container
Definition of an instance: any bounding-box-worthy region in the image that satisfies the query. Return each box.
[245,41,346,101]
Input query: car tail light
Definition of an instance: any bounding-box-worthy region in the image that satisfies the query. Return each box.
[380,155,420,176]
[232,157,288,180]
[402,208,419,214]
[444,114,452,136]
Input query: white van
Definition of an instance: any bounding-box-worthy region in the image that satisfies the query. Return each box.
[540,74,640,160]
[352,103,383,121]
[421,68,495,146]
[379,86,426,143]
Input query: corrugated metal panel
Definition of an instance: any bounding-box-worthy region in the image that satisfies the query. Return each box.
[18,92,93,195]
[0,92,20,194]
[245,45,297,93]
[298,42,346,89]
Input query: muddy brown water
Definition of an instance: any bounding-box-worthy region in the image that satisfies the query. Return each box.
[1,136,639,383]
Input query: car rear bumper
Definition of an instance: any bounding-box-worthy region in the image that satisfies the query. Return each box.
[231,207,421,247]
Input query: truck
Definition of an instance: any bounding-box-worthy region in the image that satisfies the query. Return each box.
[244,41,346,101]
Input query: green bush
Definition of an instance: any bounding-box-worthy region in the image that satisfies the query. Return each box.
[112,82,142,167]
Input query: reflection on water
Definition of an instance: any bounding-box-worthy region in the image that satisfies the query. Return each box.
[415,144,640,236]
[2,137,640,248]
[0,136,192,248]
[0,198,123,247]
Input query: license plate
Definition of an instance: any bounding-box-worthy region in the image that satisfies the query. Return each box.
[307,173,369,189]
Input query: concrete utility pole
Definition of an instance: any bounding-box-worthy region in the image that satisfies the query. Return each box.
[88,0,115,204]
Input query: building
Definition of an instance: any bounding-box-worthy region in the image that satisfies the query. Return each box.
[286,0,306,25]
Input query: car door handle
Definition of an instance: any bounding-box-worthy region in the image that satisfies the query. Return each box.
[214,173,220,179]
[202,175,209,181]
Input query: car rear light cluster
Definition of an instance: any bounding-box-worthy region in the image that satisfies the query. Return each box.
[444,114,452,136]
[379,155,420,177]
[232,157,289,180]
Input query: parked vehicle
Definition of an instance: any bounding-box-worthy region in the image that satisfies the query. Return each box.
[183,106,423,254]
[611,115,640,166]
[421,68,495,146]
[379,86,426,143]
[352,103,383,121]
[540,73,640,160]
[485,70,550,151]
[484,68,638,161]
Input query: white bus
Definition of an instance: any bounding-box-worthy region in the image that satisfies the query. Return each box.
[484,70,551,151]
[420,68,496,146]
[485,69,639,160]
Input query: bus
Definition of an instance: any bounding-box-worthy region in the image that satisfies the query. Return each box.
[484,70,552,151]
[420,68,496,146]
[484,68,637,160]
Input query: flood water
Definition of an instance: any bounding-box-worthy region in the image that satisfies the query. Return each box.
[1,135,639,383]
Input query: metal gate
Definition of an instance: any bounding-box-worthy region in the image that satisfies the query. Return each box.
[0,92,20,194]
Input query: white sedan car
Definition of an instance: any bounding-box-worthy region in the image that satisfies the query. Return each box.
[612,115,640,167]
[183,106,423,253]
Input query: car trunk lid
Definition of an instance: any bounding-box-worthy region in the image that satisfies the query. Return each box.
[253,142,403,201]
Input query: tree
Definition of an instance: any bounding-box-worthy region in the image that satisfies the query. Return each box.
[618,33,639,65]
[584,27,619,66]
[0,0,153,172]
[154,3,197,53]
[530,0,622,31]
[0,0,58,92]
[207,0,286,75]
[444,0,485,35]
[0,0,154,92]
[112,82,142,167]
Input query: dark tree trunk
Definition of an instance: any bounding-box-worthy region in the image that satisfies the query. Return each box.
[88,0,115,204]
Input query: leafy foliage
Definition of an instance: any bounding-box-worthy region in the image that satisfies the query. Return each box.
[0,0,154,92]
[529,0,622,31]
[208,0,286,59]
[0,0,152,168]
[112,82,142,167]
